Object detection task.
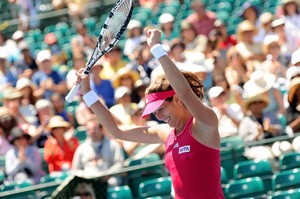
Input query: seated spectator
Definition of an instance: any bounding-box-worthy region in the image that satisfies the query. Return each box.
[279,0,300,34]
[112,67,140,103]
[16,78,39,126]
[72,115,124,186]
[5,127,44,184]
[33,99,54,148]
[0,107,13,156]
[123,19,144,59]
[180,20,207,54]
[225,46,253,89]
[32,50,67,100]
[66,53,87,91]
[44,33,68,67]
[186,0,216,37]
[259,35,287,78]
[15,41,38,79]
[158,13,178,43]
[75,97,94,126]
[50,92,75,127]
[244,70,286,115]
[208,86,244,138]
[2,87,38,140]
[259,12,274,39]
[71,22,97,59]
[235,20,265,66]
[238,0,265,43]
[72,182,96,199]
[286,77,300,133]
[239,91,283,161]
[44,116,79,173]
[271,18,299,59]
[0,47,16,91]
[109,86,138,125]
[100,45,128,80]
[125,42,159,84]
[90,60,115,108]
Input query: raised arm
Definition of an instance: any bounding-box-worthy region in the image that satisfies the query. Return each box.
[145,29,218,127]
[76,69,164,144]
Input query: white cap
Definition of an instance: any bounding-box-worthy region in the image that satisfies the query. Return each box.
[208,86,224,99]
[263,34,279,46]
[114,86,131,100]
[159,13,175,24]
[291,49,300,65]
[36,50,51,62]
[271,18,285,28]
[0,47,7,59]
[286,66,300,80]
[127,19,142,30]
[35,99,52,111]
[12,30,24,41]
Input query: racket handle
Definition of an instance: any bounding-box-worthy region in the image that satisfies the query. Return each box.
[65,84,80,103]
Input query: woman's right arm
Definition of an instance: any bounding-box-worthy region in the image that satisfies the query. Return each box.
[76,70,164,144]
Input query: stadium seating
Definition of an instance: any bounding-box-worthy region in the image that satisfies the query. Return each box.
[138,176,172,198]
[278,151,300,171]
[224,176,267,199]
[272,168,300,192]
[126,153,165,197]
[107,185,133,199]
[233,159,273,191]
[268,188,300,199]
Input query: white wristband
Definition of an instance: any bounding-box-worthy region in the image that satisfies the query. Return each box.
[150,44,167,60]
[83,90,98,107]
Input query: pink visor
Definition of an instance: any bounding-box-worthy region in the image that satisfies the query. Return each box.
[142,90,175,118]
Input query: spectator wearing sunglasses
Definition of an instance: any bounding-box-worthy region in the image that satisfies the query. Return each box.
[73,182,96,199]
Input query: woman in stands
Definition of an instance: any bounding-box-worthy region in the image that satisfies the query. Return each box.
[74,28,224,198]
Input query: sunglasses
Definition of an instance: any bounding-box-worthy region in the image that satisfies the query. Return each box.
[75,192,91,197]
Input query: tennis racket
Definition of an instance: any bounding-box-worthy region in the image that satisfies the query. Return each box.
[65,0,134,102]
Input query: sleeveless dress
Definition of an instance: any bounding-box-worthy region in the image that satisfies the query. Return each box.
[164,117,224,199]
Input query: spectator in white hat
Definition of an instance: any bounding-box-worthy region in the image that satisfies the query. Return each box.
[32,50,67,100]
[109,86,138,125]
[158,13,178,43]
[208,86,243,138]
[259,35,287,78]
[243,70,286,115]
[271,18,299,58]
[123,19,144,59]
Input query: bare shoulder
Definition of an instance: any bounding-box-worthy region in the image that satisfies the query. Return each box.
[148,123,172,142]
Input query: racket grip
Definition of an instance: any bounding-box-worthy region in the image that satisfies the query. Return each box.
[65,84,80,103]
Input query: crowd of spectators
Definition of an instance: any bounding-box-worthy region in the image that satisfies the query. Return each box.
[0,0,300,194]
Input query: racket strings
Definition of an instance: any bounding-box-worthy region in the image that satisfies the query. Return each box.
[100,0,132,50]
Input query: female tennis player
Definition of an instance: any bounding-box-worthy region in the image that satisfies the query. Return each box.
[75,28,224,199]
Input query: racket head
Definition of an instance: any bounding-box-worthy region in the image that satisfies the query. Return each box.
[84,0,134,75]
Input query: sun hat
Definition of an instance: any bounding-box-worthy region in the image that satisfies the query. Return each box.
[287,77,300,104]
[3,87,23,100]
[142,90,175,118]
[18,41,29,52]
[243,92,270,110]
[271,18,285,28]
[35,99,53,112]
[36,50,51,63]
[112,68,140,88]
[259,12,274,25]
[286,66,300,81]
[127,19,142,30]
[47,115,70,129]
[114,86,131,100]
[237,20,258,40]
[16,78,36,90]
[12,30,24,41]
[8,127,31,144]
[0,47,7,60]
[237,0,259,19]
[208,86,224,99]
[159,13,175,24]
[291,49,300,65]
[281,0,298,6]
[243,71,276,94]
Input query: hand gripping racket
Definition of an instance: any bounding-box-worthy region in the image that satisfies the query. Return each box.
[65,0,134,102]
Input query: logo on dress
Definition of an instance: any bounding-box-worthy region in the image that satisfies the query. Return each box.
[173,142,179,148]
[179,145,190,154]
